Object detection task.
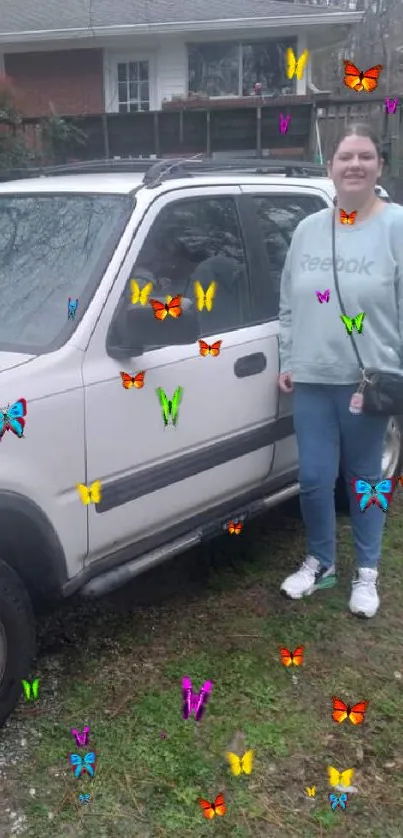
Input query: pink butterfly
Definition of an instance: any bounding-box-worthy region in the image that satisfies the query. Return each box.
[182,677,213,721]
[316,289,330,304]
[279,113,291,135]
[385,97,398,114]
[71,725,90,747]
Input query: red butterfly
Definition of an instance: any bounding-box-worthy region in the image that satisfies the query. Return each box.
[198,340,222,357]
[280,646,304,667]
[331,696,369,725]
[149,295,183,321]
[197,792,227,819]
[343,61,383,93]
[227,520,243,535]
[120,371,145,390]
[339,209,357,225]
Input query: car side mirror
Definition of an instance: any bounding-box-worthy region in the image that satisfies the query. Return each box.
[107,296,200,358]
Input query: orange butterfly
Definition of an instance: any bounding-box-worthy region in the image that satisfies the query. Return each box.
[149,295,183,321]
[398,476,403,487]
[197,792,227,820]
[339,209,357,226]
[120,371,145,390]
[227,520,243,535]
[199,339,222,357]
[280,645,304,667]
[343,61,383,93]
[331,696,369,725]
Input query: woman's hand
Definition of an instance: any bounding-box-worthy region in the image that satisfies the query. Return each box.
[278,371,294,393]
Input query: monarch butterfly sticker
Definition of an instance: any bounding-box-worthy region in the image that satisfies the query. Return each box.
[156,387,183,427]
[226,750,254,776]
[331,696,369,725]
[198,340,222,357]
[285,48,310,81]
[197,792,227,819]
[120,371,146,390]
[150,295,183,321]
[227,520,243,535]
[339,209,357,225]
[280,646,304,667]
[76,480,102,505]
[21,678,40,701]
[343,61,383,93]
[130,280,153,306]
[194,281,217,312]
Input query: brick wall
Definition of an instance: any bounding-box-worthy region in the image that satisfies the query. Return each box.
[4,49,104,117]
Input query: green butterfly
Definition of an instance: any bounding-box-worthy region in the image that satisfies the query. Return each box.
[21,678,40,701]
[156,387,183,427]
[340,312,365,335]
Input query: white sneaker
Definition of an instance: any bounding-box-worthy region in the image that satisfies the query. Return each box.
[280,555,336,600]
[349,568,379,618]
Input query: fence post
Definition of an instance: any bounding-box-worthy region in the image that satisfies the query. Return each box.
[256,106,262,157]
[102,113,110,159]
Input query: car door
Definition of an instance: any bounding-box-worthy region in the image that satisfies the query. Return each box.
[239,184,331,480]
[82,185,285,562]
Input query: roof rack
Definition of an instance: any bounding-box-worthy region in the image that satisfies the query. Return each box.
[0,156,327,185]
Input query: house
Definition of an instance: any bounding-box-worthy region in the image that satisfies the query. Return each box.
[0,1,364,118]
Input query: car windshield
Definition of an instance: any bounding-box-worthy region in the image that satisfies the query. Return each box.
[0,192,133,354]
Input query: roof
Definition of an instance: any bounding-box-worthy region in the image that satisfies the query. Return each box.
[0,0,364,38]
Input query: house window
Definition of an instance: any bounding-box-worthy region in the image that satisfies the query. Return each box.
[188,40,297,98]
[117,61,150,112]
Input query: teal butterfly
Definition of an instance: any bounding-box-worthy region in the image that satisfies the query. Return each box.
[340,312,365,335]
[69,751,96,778]
[156,387,183,427]
[329,792,349,811]
[21,678,40,701]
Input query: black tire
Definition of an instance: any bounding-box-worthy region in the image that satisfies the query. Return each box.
[0,559,36,728]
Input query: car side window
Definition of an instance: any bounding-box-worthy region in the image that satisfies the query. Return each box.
[130,196,251,338]
[251,194,327,318]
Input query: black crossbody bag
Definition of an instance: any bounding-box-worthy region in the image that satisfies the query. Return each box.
[331,209,403,415]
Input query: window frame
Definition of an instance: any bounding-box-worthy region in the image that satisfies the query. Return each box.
[103,50,158,113]
[238,188,330,324]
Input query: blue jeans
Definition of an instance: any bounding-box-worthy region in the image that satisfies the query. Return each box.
[293,384,389,570]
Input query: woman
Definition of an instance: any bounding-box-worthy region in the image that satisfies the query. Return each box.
[278,123,403,618]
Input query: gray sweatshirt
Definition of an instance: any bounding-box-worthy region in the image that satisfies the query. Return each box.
[279,203,403,384]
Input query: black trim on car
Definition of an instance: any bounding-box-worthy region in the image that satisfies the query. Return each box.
[96,414,295,513]
[63,466,299,598]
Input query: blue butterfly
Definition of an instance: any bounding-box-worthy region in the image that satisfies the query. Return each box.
[0,398,27,440]
[329,792,349,811]
[352,478,396,513]
[68,298,79,320]
[79,793,90,804]
[69,751,96,778]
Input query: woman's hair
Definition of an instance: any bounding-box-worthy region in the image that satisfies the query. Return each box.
[329,122,383,161]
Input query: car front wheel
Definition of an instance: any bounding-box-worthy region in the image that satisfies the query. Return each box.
[336,415,403,510]
[0,560,36,728]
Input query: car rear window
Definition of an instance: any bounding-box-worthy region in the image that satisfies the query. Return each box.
[0,192,133,354]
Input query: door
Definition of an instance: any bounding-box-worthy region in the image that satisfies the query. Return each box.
[81,186,282,561]
[239,184,331,478]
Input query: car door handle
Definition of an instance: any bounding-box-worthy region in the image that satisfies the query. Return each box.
[234,352,267,378]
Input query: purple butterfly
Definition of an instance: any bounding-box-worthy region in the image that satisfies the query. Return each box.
[316,289,330,304]
[385,97,398,114]
[279,113,291,135]
[71,725,90,747]
[181,676,213,721]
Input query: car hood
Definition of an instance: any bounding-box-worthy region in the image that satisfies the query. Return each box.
[0,352,36,372]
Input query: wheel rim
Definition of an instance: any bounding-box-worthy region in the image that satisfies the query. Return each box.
[0,619,7,683]
[382,417,402,478]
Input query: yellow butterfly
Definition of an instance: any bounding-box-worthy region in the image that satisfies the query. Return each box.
[305,786,316,798]
[194,280,217,312]
[130,280,153,306]
[327,766,355,789]
[76,480,102,505]
[285,48,310,81]
[226,750,254,776]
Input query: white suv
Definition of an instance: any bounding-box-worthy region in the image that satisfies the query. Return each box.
[0,158,400,725]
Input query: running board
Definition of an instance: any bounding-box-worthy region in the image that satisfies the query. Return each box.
[80,482,300,599]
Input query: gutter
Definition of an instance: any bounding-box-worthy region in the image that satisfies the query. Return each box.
[0,12,364,44]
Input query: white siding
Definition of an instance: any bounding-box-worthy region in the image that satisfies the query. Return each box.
[155,38,187,106]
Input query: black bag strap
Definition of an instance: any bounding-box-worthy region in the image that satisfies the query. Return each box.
[331,208,365,375]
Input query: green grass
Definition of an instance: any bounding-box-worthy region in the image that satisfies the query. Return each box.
[2,496,403,837]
